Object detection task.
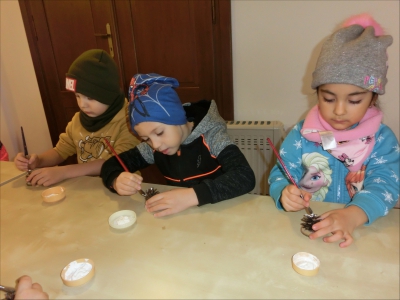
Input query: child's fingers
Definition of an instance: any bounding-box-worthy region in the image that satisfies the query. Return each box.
[146,201,169,216]
[31,283,44,292]
[14,154,29,171]
[144,194,172,215]
[148,199,174,217]
[30,178,46,187]
[283,201,304,212]
[317,210,334,220]
[27,155,41,170]
[115,173,142,194]
[116,184,140,196]
[133,174,143,182]
[15,153,27,162]
[26,169,48,186]
[311,215,331,231]
[27,170,49,186]
[339,234,354,248]
[124,173,143,186]
[309,228,330,240]
[288,184,309,198]
[39,177,53,187]
[292,195,309,211]
[309,219,333,240]
[301,197,310,208]
[123,172,142,182]
[26,171,40,186]
[322,230,353,248]
[146,201,168,212]
[115,182,137,195]
[152,208,172,218]
[15,276,49,300]
[16,275,33,290]
[301,191,313,202]
[282,188,309,211]
[295,189,311,205]
[15,163,28,171]
[322,231,344,243]
[27,155,36,165]
[145,193,163,206]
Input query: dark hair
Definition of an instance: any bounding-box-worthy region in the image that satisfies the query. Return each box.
[371,92,380,109]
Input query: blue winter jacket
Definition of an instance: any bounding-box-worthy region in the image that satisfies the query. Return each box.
[268,120,399,224]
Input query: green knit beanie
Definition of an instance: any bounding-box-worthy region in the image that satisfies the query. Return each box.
[66,49,121,105]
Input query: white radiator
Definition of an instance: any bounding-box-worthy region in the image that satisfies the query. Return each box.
[226,121,285,195]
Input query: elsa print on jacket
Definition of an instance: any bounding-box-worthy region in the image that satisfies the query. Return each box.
[299,152,332,201]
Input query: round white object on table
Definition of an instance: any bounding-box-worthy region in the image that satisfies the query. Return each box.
[41,186,66,203]
[60,258,95,287]
[108,210,136,229]
[292,252,320,276]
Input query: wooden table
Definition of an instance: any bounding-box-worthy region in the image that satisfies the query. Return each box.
[1,175,399,299]
[0,161,25,186]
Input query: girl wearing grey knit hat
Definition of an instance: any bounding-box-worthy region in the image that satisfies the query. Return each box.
[269,14,399,248]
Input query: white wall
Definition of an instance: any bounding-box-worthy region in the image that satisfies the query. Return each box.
[1,0,53,160]
[232,0,399,138]
[1,1,399,163]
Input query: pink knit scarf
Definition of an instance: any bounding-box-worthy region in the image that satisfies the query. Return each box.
[301,105,382,172]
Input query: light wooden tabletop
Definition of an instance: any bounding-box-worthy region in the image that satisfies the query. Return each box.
[0,161,25,186]
[1,175,399,299]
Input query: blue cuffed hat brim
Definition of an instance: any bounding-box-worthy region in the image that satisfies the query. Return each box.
[128,74,187,133]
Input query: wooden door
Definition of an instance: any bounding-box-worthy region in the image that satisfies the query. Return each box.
[19,0,233,184]
[19,0,126,143]
[116,1,214,102]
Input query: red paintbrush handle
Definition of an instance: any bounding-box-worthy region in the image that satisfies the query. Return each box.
[104,138,129,172]
[267,138,299,189]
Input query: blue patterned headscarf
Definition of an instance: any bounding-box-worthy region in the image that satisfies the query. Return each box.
[128,73,187,133]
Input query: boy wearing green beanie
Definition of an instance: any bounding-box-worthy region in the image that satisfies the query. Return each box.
[14,49,140,186]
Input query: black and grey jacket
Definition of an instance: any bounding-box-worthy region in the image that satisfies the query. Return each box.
[101,100,255,206]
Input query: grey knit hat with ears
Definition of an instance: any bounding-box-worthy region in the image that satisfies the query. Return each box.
[311,23,393,95]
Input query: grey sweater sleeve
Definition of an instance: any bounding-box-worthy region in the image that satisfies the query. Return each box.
[193,144,256,206]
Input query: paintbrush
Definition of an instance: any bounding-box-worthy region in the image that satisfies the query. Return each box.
[0,284,15,300]
[21,127,28,157]
[103,138,159,200]
[21,126,32,186]
[267,138,320,235]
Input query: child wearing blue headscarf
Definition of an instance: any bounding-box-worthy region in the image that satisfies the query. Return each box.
[101,73,255,217]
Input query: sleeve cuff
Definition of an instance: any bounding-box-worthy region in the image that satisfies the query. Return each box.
[270,181,287,210]
[193,183,213,206]
[104,171,121,193]
[346,193,386,225]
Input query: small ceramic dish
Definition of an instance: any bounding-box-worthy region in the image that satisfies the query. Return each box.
[292,252,320,276]
[109,210,136,230]
[41,186,66,203]
[60,258,95,287]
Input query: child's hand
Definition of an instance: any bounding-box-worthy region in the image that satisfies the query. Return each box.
[14,152,28,171]
[145,188,199,217]
[113,172,143,195]
[26,166,66,186]
[15,275,49,300]
[309,206,368,248]
[14,153,40,171]
[280,184,312,212]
